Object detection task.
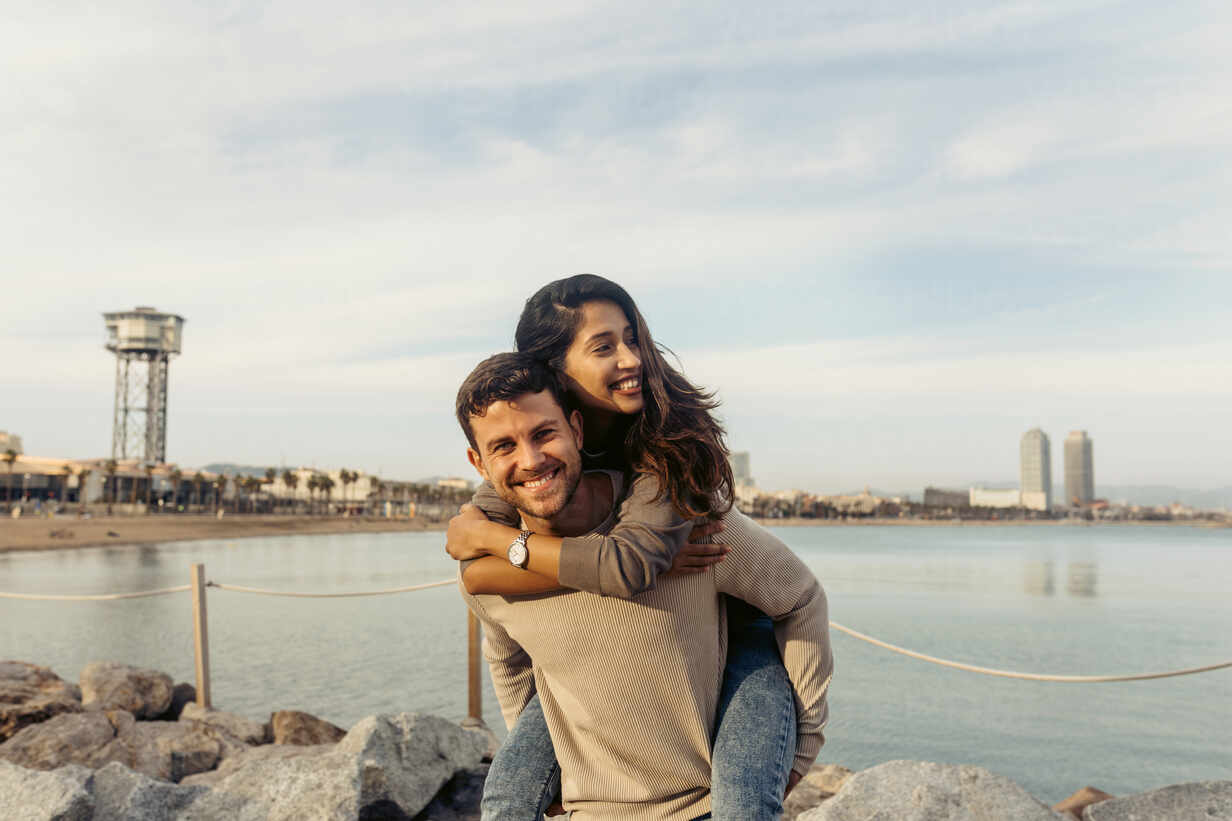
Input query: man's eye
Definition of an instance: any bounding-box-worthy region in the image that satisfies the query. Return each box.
[493,443,514,454]
[534,429,555,441]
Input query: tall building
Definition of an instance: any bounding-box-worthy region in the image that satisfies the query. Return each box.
[730,451,753,487]
[1019,428,1052,511]
[1064,430,1095,506]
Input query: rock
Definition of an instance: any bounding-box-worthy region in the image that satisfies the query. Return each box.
[0,660,83,742]
[270,708,347,745]
[182,702,270,745]
[0,711,119,771]
[413,764,489,821]
[108,720,223,782]
[797,760,1066,821]
[0,759,94,821]
[158,682,197,721]
[460,716,500,763]
[1083,780,1232,820]
[784,763,854,820]
[80,661,174,718]
[1053,786,1114,818]
[197,712,487,820]
[0,710,224,782]
[90,761,205,821]
[179,742,332,788]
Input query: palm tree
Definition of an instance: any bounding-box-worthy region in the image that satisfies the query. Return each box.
[282,470,299,514]
[214,475,228,514]
[246,477,263,513]
[306,474,319,514]
[339,469,354,514]
[320,475,335,514]
[144,463,155,509]
[169,468,183,511]
[104,459,118,515]
[192,472,205,512]
[60,464,73,505]
[368,476,382,516]
[77,467,92,513]
[3,449,17,504]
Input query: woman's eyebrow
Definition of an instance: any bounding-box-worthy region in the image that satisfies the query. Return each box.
[583,330,616,346]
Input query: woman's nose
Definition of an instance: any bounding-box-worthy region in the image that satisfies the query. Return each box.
[617,344,641,370]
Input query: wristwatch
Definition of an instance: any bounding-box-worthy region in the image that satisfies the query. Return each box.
[507,529,532,569]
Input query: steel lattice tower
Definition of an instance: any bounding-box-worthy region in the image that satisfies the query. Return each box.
[103,307,185,463]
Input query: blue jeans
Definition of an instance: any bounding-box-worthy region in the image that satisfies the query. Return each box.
[481,597,796,820]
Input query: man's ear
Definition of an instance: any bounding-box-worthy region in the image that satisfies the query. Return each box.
[466,448,490,482]
[567,409,584,450]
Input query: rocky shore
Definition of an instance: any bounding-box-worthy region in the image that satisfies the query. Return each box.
[3,660,1229,820]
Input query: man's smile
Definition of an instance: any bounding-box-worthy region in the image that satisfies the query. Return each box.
[516,465,562,492]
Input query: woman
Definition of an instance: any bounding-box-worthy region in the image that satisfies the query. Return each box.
[448,274,800,820]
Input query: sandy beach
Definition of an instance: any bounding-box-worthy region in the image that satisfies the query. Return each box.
[0,514,445,554]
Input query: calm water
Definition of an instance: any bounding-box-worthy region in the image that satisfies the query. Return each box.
[1,524,1229,802]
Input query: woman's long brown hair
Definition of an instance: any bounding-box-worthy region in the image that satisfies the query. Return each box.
[514,275,733,521]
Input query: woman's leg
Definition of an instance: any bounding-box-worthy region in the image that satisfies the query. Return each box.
[709,597,796,821]
[481,693,562,821]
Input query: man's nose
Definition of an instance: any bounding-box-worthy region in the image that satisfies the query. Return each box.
[518,440,548,470]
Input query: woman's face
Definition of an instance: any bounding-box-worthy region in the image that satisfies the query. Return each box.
[561,299,645,417]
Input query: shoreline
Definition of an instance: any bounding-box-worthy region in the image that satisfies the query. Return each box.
[3,512,1223,554]
[0,514,446,554]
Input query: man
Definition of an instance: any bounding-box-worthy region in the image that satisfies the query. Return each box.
[455,352,832,821]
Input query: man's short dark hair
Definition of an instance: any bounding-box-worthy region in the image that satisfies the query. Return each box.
[456,352,572,450]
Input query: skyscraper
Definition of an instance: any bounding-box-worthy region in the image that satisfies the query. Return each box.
[1019,428,1052,511]
[1064,430,1095,506]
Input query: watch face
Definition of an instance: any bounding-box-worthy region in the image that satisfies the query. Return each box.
[509,542,529,568]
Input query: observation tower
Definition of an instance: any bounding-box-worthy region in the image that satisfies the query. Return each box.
[103,307,185,463]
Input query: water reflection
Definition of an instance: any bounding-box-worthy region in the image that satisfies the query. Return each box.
[1066,561,1098,597]
[1023,560,1055,596]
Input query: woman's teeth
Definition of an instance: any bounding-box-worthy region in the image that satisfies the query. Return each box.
[613,377,640,391]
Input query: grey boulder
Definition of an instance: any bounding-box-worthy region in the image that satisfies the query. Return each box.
[80,661,174,718]
[413,764,489,821]
[0,660,83,743]
[784,763,854,820]
[0,711,120,771]
[1083,780,1232,820]
[0,759,94,821]
[193,712,487,820]
[90,760,262,821]
[797,760,1067,821]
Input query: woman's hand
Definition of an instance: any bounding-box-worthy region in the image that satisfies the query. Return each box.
[664,518,729,576]
[446,504,495,561]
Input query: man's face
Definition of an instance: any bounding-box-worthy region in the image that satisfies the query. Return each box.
[466,390,584,522]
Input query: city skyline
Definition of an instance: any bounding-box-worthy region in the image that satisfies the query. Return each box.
[2,2,1229,492]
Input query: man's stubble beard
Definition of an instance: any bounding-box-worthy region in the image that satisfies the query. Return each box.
[498,458,583,523]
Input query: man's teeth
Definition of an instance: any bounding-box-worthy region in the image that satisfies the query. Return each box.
[523,470,556,489]
[613,378,640,391]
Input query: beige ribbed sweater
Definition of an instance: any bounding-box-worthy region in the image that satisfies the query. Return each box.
[460,473,833,821]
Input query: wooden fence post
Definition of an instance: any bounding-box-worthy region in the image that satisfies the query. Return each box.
[467,610,482,720]
[190,563,212,709]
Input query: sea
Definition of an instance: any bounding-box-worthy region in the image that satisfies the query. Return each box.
[2,523,1229,802]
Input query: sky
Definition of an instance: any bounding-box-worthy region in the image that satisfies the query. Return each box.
[2,0,1229,494]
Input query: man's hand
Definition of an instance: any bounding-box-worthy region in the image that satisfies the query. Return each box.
[785,770,801,799]
[446,504,494,561]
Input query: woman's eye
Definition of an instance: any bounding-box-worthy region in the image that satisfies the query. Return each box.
[592,344,611,354]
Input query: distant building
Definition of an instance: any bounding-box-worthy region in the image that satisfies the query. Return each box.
[437,477,473,491]
[1019,428,1052,511]
[0,431,23,454]
[923,487,968,508]
[969,487,1022,509]
[1064,430,1095,505]
[730,451,753,487]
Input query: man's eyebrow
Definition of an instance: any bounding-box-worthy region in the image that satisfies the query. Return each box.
[530,419,558,436]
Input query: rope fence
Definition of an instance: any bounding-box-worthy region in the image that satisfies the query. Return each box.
[4,569,1231,717]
